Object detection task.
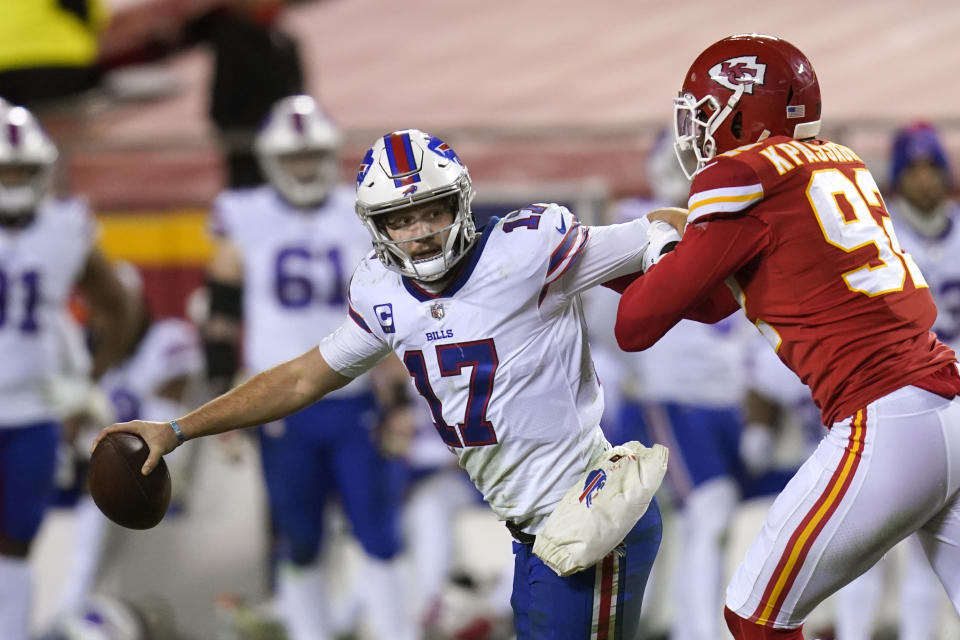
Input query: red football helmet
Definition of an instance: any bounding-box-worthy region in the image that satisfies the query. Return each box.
[673,34,822,178]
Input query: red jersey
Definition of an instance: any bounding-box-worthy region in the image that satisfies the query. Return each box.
[616,136,959,425]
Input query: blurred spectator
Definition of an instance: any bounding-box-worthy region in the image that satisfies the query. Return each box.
[0,1,109,110]
[203,0,304,188]
[834,122,959,640]
[0,104,138,640]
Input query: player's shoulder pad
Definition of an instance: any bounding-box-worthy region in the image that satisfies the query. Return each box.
[44,195,96,238]
[345,250,393,303]
[496,202,589,282]
[496,202,580,244]
[687,150,764,225]
[210,186,270,236]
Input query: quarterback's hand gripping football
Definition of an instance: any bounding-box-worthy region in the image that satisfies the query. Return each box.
[92,420,181,476]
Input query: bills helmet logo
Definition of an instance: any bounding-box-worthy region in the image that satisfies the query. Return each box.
[403,184,418,196]
[708,56,766,94]
[579,469,607,508]
[427,136,464,166]
[356,148,375,186]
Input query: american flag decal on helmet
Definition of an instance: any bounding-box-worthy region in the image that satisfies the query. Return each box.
[786,104,806,119]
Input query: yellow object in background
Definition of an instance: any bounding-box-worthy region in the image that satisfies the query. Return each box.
[97,209,214,266]
[0,0,110,71]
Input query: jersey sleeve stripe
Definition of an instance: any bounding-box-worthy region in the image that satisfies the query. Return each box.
[547,223,585,278]
[539,228,590,307]
[348,306,372,333]
[687,184,763,222]
[548,228,590,283]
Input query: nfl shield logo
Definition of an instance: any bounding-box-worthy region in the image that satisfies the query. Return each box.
[430,302,445,320]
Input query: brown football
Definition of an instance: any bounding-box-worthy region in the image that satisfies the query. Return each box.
[89,432,171,529]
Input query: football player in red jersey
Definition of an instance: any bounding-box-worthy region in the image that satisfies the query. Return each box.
[613,34,960,639]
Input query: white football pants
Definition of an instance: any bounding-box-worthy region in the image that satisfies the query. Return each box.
[725,386,960,628]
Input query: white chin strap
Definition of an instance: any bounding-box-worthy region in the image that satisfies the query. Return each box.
[793,120,821,139]
[707,82,745,141]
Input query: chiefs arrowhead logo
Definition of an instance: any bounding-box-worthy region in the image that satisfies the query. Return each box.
[708,56,766,94]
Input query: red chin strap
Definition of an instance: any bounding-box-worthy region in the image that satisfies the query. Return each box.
[724,607,804,640]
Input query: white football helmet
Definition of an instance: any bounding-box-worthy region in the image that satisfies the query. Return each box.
[0,105,58,223]
[254,95,342,208]
[355,129,476,282]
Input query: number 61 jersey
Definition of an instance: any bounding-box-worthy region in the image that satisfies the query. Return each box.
[319,204,649,532]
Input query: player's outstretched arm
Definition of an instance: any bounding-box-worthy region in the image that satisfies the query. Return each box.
[93,347,351,475]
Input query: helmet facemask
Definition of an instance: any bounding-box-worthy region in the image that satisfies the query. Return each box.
[673,82,746,179]
[255,95,342,209]
[358,175,476,282]
[0,106,58,226]
[261,147,340,208]
[355,129,478,282]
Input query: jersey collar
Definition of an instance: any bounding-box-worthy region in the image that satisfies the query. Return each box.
[401,217,498,302]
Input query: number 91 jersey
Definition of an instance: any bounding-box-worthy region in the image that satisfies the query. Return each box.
[686,136,956,425]
[0,198,96,425]
[320,204,649,531]
[211,185,373,389]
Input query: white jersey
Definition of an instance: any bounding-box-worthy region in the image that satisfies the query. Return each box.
[320,204,650,532]
[888,199,960,349]
[100,318,203,423]
[0,197,95,425]
[211,184,374,395]
[635,317,752,407]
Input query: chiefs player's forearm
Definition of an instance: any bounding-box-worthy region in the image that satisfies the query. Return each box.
[615,278,677,351]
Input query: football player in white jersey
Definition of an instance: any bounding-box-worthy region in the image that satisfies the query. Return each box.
[0,103,138,640]
[94,128,695,639]
[204,96,415,640]
[834,122,960,640]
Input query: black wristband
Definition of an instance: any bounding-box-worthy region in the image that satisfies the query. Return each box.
[207,278,243,318]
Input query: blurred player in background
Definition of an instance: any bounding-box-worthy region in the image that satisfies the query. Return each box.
[834,122,960,640]
[51,261,204,623]
[95,127,686,640]
[204,95,416,640]
[614,34,960,638]
[0,103,138,640]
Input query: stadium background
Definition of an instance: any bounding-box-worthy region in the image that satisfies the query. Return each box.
[23,0,960,637]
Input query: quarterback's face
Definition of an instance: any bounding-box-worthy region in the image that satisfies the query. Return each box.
[381,198,455,262]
